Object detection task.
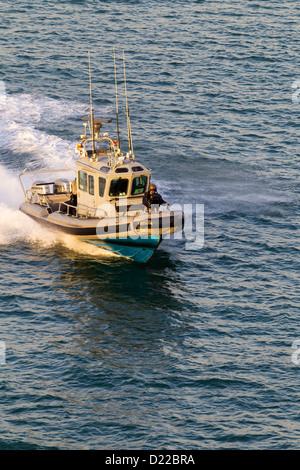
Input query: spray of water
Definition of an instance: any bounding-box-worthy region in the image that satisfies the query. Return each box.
[0,92,115,258]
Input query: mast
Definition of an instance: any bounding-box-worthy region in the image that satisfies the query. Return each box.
[88,51,95,159]
[113,48,120,150]
[123,50,133,157]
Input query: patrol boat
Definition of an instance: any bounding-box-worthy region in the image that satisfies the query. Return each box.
[18,52,184,263]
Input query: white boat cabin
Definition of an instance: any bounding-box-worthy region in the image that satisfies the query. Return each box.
[75,144,151,218]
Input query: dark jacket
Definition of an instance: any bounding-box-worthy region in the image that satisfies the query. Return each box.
[143,190,166,210]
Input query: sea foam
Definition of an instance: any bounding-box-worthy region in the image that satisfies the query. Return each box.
[0,93,114,258]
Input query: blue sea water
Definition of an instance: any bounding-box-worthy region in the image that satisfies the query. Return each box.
[0,0,299,450]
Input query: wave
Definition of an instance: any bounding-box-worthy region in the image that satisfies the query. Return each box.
[0,200,117,260]
[0,93,116,258]
[0,168,115,258]
[0,92,113,169]
[0,93,85,169]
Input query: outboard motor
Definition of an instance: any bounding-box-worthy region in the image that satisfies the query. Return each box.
[53,179,71,194]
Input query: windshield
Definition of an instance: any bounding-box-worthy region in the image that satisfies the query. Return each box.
[131,175,148,195]
[109,178,128,197]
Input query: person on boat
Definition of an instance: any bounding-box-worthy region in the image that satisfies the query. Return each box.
[61,179,77,216]
[143,183,169,212]
[70,178,77,206]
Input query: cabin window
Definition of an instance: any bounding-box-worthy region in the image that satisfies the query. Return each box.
[132,166,144,172]
[88,175,94,195]
[131,175,148,195]
[115,167,129,173]
[78,171,87,192]
[109,178,128,197]
[100,166,110,173]
[99,177,106,197]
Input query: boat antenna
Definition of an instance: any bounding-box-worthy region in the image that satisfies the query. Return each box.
[123,50,133,157]
[113,48,120,150]
[88,50,95,158]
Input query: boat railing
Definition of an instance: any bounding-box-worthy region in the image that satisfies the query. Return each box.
[58,201,99,219]
[19,167,76,197]
[24,187,100,219]
[57,201,78,217]
[25,189,51,206]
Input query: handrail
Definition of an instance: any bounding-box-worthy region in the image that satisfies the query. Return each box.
[24,187,99,219]
[58,201,99,219]
[19,167,75,197]
[77,135,118,168]
[58,201,78,217]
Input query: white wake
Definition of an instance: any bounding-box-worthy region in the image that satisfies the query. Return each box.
[0,92,114,258]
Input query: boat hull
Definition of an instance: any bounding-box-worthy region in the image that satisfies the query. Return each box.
[19,202,177,262]
[84,237,161,262]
